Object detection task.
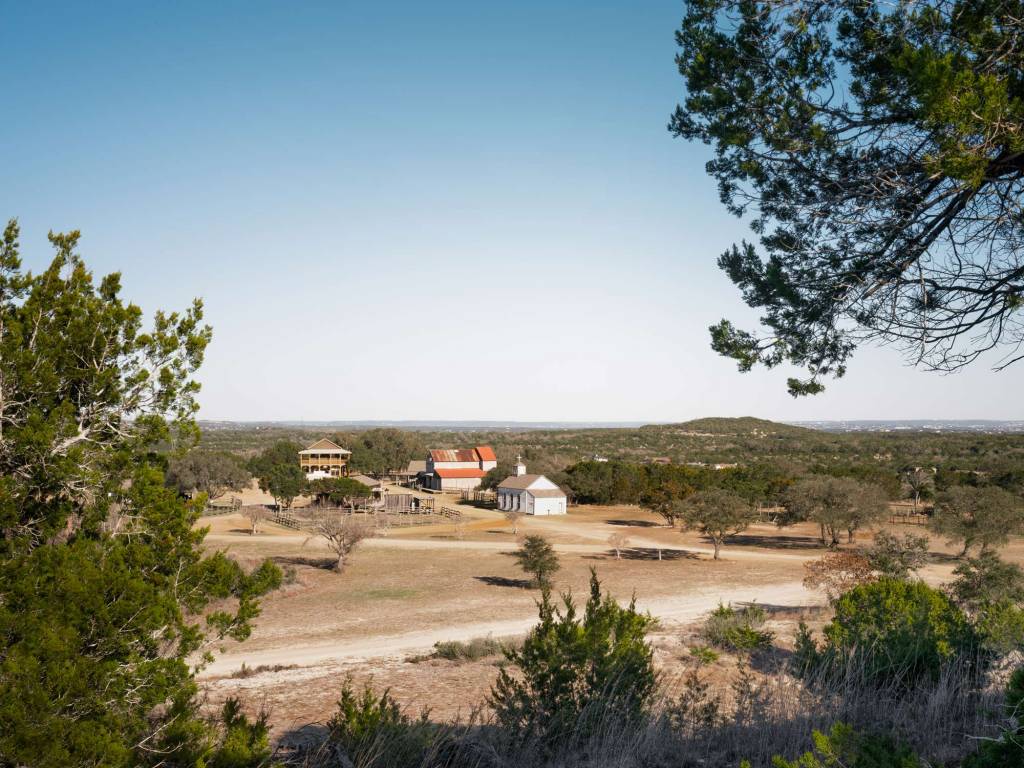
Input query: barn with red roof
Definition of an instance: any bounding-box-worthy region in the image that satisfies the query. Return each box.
[422,446,498,491]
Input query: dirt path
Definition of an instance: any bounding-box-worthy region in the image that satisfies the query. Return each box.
[204,527,814,563]
[201,578,817,677]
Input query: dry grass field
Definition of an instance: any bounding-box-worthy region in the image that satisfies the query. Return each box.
[195,494,1021,739]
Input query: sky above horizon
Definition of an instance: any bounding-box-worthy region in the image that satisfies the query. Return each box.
[3,1,1022,422]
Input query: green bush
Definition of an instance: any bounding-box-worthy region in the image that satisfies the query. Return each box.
[327,682,434,767]
[766,722,922,768]
[702,602,774,652]
[819,579,980,685]
[205,699,276,768]
[490,569,655,748]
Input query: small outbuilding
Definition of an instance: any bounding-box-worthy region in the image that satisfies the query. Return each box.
[497,458,567,516]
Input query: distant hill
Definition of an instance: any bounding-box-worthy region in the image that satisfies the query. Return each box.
[653,417,818,436]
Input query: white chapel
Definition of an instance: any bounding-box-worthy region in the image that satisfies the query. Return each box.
[496,457,567,516]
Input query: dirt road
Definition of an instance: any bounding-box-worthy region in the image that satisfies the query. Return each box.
[201,578,817,677]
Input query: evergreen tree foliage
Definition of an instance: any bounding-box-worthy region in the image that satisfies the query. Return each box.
[513,535,561,589]
[673,0,1024,394]
[490,570,655,749]
[0,221,280,766]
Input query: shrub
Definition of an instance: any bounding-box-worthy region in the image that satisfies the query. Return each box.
[424,636,517,662]
[205,699,276,768]
[490,569,655,748]
[689,645,720,665]
[702,602,774,652]
[817,579,980,685]
[766,722,922,768]
[327,681,434,767]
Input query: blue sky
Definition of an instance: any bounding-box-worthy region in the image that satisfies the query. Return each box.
[3,1,1021,422]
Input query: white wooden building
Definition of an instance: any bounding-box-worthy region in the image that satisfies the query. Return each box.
[497,458,567,516]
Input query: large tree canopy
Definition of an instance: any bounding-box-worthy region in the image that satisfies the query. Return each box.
[672,0,1024,394]
[0,221,279,766]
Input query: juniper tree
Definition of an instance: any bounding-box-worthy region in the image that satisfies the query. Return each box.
[673,0,1024,394]
[0,220,280,766]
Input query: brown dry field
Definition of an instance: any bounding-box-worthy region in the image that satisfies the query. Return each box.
[196,497,1024,740]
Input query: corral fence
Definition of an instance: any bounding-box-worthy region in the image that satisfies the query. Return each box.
[459,489,496,504]
[258,503,457,533]
[203,497,242,516]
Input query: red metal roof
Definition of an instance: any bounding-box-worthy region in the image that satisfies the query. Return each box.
[434,468,486,478]
[429,449,479,463]
[475,445,496,461]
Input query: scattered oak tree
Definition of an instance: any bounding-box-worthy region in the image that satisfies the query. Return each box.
[513,535,561,589]
[673,0,1024,394]
[166,449,251,500]
[781,477,888,546]
[930,486,1024,557]
[678,489,753,560]
[308,476,372,512]
[258,462,306,512]
[350,428,423,478]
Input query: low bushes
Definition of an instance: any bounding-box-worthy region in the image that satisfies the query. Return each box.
[804,579,980,685]
[409,636,518,663]
[490,569,656,749]
[701,602,774,652]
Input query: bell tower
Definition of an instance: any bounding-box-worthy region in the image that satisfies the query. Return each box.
[513,455,527,477]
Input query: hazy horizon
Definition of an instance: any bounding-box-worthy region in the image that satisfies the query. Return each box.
[4,1,1023,423]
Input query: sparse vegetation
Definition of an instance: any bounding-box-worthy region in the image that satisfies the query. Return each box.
[701,603,774,652]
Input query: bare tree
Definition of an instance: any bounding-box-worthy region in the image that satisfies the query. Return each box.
[309,512,374,572]
[608,532,630,560]
[246,506,265,536]
[504,508,525,536]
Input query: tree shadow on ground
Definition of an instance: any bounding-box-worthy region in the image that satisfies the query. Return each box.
[474,575,534,589]
[718,534,825,550]
[606,519,662,528]
[749,644,794,674]
[272,555,337,571]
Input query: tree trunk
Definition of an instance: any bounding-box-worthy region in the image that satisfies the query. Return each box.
[713,539,721,560]
[847,528,855,543]
[819,523,827,545]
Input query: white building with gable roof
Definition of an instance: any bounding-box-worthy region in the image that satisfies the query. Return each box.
[497,458,567,516]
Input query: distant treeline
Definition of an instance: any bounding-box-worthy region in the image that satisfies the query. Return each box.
[560,459,1024,507]
[561,460,907,506]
